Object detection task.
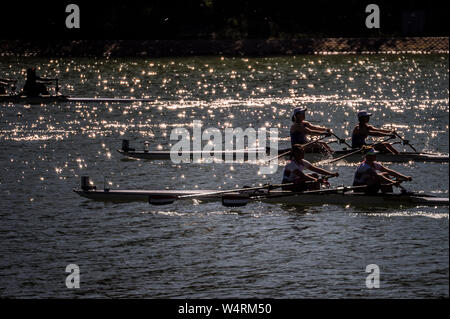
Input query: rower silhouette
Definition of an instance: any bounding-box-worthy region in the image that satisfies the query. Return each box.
[21,67,55,97]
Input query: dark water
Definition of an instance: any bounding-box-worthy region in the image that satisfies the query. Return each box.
[0,55,448,298]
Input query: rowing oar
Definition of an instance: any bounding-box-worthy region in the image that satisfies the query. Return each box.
[194,175,337,207]
[223,183,366,207]
[393,131,417,152]
[389,177,414,195]
[148,175,337,206]
[330,132,352,148]
[264,134,331,163]
[325,135,396,164]
[148,182,295,205]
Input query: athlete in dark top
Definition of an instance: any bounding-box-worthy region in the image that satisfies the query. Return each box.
[290,107,333,153]
[351,110,399,154]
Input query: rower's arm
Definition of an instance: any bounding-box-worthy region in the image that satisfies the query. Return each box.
[306,123,326,132]
[378,165,412,181]
[36,76,58,83]
[304,127,328,136]
[367,125,393,136]
[305,121,331,133]
[0,79,16,83]
[376,172,397,184]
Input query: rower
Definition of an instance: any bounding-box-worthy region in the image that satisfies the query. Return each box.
[290,107,333,153]
[352,110,399,154]
[353,148,412,194]
[282,144,339,192]
[21,67,56,97]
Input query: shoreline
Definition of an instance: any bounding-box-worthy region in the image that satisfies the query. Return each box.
[0,37,448,57]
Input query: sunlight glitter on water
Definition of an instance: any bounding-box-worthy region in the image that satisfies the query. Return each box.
[0,55,448,298]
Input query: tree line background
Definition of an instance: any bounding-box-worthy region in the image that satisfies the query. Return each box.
[0,0,448,39]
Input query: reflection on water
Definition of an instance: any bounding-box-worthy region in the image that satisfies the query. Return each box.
[0,55,448,298]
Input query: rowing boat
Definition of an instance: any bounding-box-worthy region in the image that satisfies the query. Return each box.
[73,187,449,207]
[0,94,70,104]
[117,148,267,161]
[117,147,449,163]
[0,94,154,104]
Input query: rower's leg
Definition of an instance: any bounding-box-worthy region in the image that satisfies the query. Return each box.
[374,143,399,155]
[380,184,394,193]
[37,83,49,96]
[294,171,317,182]
[384,143,399,155]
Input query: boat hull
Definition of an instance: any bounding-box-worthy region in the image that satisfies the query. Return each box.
[117,149,449,163]
[73,189,449,207]
[117,149,267,161]
[0,95,154,104]
[0,94,69,104]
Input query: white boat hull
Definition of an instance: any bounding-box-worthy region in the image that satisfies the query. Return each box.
[117,148,449,163]
[73,189,449,207]
[0,94,153,104]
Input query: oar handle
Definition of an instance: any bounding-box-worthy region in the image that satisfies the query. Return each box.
[265,134,331,163]
[178,182,295,200]
[330,132,352,148]
[265,149,291,163]
[327,146,368,163]
[302,134,330,148]
[327,135,395,164]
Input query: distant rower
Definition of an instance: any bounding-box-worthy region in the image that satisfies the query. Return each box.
[282,144,339,191]
[353,148,412,194]
[290,107,333,153]
[351,110,399,154]
[21,68,56,97]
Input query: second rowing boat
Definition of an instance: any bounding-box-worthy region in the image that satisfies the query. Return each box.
[117,146,449,163]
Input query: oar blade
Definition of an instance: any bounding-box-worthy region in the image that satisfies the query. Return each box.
[222,193,250,207]
[148,195,177,205]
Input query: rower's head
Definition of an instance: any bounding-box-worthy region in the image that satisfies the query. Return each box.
[291,144,305,161]
[357,110,372,123]
[365,148,378,163]
[292,107,307,122]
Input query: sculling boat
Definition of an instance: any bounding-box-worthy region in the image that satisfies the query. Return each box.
[74,188,448,207]
[117,148,268,161]
[74,177,449,207]
[0,94,154,104]
[117,145,449,163]
[0,94,70,104]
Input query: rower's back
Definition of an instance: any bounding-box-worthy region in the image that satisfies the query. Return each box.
[290,122,308,146]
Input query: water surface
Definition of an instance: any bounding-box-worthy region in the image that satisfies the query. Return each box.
[0,54,448,298]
